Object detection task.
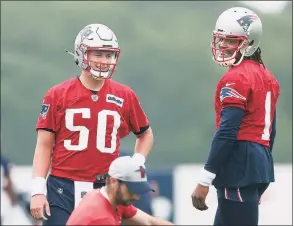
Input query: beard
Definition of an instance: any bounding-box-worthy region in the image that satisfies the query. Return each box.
[115,186,134,206]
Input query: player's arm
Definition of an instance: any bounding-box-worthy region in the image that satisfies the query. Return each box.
[31,133,54,220]
[129,90,154,165]
[133,127,154,164]
[199,75,249,186]
[32,90,57,196]
[124,208,174,225]
[200,107,244,185]
[269,109,276,153]
[31,130,54,194]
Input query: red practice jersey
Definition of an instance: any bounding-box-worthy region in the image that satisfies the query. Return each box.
[66,188,137,225]
[214,60,280,147]
[36,77,149,181]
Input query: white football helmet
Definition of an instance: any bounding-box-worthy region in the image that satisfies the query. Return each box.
[211,7,262,67]
[69,24,120,79]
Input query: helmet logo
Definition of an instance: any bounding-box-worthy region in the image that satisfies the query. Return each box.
[237,15,258,33]
[80,27,93,42]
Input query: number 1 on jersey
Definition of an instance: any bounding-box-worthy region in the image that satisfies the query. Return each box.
[262,91,271,141]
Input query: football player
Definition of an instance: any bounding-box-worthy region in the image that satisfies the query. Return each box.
[66,156,174,225]
[30,23,154,225]
[191,7,280,226]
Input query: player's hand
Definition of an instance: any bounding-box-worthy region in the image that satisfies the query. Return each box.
[30,194,51,220]
[191,184,209,211]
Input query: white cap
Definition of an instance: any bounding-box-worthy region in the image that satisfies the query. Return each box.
[108,156,155,195]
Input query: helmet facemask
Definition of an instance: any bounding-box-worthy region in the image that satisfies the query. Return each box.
[211,32,249,67]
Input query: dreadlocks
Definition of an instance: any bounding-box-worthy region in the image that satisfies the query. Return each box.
[245,47,265,68]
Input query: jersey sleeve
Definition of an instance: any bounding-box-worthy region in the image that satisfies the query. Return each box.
[128,90,150,136]
[122,205,138,219]
[36,88,59,132]
[218,72,250,110]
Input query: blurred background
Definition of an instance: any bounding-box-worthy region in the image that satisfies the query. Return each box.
[1,1,292,225]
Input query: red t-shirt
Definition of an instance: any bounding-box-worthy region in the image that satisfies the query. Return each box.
[66,188,137,225]
[214,60,280,147]
[36,77,149,181]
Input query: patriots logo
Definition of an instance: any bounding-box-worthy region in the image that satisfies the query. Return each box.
[220,87,246,102]
[80,27,93,42]
[40,104,50,119]
[237,15,259,33]
[135,166,146,178]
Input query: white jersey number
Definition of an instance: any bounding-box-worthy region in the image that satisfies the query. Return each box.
[261,92,271,141]
[64,108,120,153]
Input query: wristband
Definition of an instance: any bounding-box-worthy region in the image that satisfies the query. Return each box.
[198,167,216,186]
[31,177,46,197]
